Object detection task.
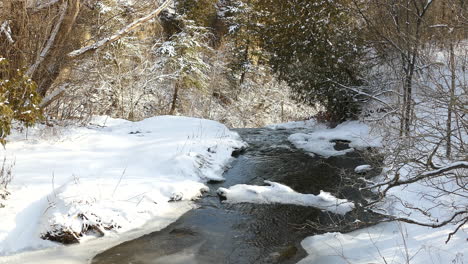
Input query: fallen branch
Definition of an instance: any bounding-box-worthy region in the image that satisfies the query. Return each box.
[68,0,172,58]
[39,83,69,109]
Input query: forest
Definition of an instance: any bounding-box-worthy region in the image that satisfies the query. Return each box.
[0,0,467,263]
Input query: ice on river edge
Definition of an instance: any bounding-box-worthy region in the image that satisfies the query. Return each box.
[217,181,354,215]
[0,116,246,259]
[288,121,382,157]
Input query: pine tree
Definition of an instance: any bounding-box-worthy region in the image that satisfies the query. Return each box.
[222,0,265,84]
[253,0,367,123]
[155,18,213,115]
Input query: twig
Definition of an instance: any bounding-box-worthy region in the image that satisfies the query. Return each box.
[112,167,127,198]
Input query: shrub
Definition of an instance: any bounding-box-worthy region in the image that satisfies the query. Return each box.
[0,58,42,145]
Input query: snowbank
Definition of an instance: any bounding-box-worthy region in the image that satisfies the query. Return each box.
[266,119,316,130]
[288,121,381,157]
[298,221,466,264]
[0,116,245,258]
[217,181,354,215]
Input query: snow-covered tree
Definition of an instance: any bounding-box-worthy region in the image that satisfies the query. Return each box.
[221,0,265,85]
[0,58,42,145]
[155,18,213,115]
[248,0,367,124]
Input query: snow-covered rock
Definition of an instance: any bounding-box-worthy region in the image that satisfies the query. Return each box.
[354,165,372,174]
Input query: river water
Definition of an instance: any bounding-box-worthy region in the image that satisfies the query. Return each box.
[92,127,379,264]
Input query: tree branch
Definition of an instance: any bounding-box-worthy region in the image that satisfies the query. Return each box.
[68,0,173,58]
[26,0,68,77]
[367,161,468,193]
[39,83,69,108]
[377,210,468,243]
[29,0,61,13]
[0,21,14,43]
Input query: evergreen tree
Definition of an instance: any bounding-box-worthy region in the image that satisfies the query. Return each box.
[222,0,265,84]
[155,18,213,115]
[253,0,367,123]
[0,58,42,145]
[176,0,219,28]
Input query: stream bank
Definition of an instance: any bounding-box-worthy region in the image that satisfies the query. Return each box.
[92,127,380,264]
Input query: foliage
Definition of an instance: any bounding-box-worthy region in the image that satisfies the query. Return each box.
[0,58,42,145]
[221,0,266,84]
[155,18,213,114]
[176,0,219,28]
[225,0,367,123]
[260,0,367,123]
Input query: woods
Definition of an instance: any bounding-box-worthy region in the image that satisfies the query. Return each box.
[0,0,466,261]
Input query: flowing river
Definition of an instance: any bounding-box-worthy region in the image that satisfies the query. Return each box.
[92,127,380,264]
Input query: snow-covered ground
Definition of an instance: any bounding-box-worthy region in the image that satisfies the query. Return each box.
[217,180,354,215]
[298,221,466,264]
[0,116,245,263]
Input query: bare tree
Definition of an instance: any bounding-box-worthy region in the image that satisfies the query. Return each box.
[0,0,172,109]
[353,0,435,136]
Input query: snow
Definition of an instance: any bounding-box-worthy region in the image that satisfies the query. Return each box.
[354,164,372,173]
[298,221,466,264]
[296,166,467,263]
[217,181,354,215]
[296,152,467,264]
[288,121,382,157]
[0,116,245,260]
[266,119,316,130]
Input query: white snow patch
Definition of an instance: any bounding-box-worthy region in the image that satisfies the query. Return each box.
[217,181,354,215]
[266,119,316,130]
[297,221,466,264]
[354,165,372,173]
[288,121,381,157]
[0,115,245,258]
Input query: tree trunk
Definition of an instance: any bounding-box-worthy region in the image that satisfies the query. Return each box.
[404,71,413,136]
[169,81,180,115]
[36,0,81,97]
[446,42,456,158]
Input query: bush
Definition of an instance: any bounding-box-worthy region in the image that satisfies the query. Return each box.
[0,58,42,145]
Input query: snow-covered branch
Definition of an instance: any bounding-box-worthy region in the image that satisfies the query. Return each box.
[29,0,60,13]
[26,1,68,77]
[0,21,14,44]
[327,78,395,110]
[39,83,69,108]
[68,0,173,58]
[368,161,468,192]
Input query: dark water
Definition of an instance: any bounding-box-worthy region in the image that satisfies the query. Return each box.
[92,128,380,264]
